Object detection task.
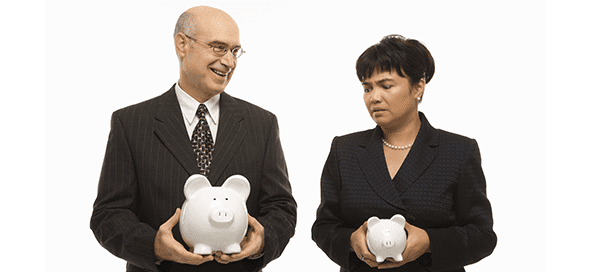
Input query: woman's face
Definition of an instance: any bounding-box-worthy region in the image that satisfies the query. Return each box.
[362,69,423,129]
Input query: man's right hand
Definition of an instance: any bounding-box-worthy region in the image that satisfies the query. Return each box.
[154,208,214,265]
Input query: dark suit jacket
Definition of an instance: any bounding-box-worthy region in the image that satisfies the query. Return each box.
[312,112,496,272]
[91,85,297,272]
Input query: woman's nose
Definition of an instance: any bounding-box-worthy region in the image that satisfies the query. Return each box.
[370,90,382,103]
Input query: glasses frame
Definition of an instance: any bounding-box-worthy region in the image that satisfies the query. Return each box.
[184,34,245,59]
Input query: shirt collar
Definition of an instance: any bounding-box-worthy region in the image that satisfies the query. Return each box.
[175,82,220,125]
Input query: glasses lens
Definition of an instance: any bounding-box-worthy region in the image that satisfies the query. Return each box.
[211,46,226,56]
[232,48,244,58]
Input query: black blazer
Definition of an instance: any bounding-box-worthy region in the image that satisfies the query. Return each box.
[91,85,297,272]
[312,112,496,272]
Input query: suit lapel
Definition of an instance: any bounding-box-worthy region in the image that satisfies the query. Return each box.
[208,92,246,186]
[358,127,407,211]
[359,112,438,211]
[154,86,200,175]
[393,112,438,195]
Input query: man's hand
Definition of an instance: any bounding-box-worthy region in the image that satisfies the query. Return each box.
[154,208,214,265]
[214,214,265,264]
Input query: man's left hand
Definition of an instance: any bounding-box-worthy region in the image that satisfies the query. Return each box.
[214,214,265,264]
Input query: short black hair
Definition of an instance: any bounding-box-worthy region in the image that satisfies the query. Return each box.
[356,34,435,85]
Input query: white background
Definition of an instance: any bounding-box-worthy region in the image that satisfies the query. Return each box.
[4,0,583,271]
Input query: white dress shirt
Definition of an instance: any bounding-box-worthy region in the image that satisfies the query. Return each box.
[174,83,220,142]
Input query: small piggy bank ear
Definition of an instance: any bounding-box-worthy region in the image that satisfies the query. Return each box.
[367,216,381,230]
[390,214,406,226]
[184,174,211,199]
[222,175,251,201]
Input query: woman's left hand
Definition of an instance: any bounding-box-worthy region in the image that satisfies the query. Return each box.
[376,222,430,269]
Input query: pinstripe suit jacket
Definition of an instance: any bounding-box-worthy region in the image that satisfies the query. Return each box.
[91,85,297,272]
[312,112,496,272]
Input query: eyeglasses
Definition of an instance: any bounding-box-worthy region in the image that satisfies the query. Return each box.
[185,34,245,59]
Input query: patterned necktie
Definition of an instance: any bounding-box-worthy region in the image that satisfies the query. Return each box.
[191,104,214,176]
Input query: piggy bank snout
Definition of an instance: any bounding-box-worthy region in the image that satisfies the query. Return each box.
[209,208,234,225]
[383,239,394,248]
[382,229,394,248]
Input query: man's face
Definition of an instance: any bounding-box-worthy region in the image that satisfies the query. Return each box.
[180,17,240,99]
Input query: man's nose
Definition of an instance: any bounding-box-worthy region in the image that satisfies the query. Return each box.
[219,52,236,68]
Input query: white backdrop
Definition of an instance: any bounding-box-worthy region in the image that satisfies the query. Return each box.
[38,0,578,271]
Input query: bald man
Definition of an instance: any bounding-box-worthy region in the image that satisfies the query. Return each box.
[91,6,297,272]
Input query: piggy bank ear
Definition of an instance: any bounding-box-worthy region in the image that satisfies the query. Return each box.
[184,174,211,199]
[367,216,381,230]
[390,214,406,226]
[222,175,250,201]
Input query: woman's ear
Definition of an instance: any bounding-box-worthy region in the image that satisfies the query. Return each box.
[412,78,426,101]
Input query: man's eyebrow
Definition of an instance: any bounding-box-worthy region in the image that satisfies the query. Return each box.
[209,40,241,48]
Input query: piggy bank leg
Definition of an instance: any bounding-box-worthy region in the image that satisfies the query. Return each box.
[375,255,385,263]
[223,243,242,254]
[193,244,213,255]
[393,254,403,262]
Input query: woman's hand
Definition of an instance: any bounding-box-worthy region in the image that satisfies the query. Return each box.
[350,221,381,268]
[351,221,431,269]
[375,222,431,269]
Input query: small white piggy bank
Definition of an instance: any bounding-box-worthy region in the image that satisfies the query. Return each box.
[179,174,250,255]
[366,214,407,263]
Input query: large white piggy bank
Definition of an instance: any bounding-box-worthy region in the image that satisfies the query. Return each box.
[366,214,407,263]
[179,174,250,255]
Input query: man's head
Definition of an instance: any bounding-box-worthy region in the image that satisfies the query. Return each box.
[174,6,241,102]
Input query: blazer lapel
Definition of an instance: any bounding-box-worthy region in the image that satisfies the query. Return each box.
[358,127,407,211]
[208,92,246,186]
[154,86,200,175]
[358,113,439,212]
[394,112,438,195]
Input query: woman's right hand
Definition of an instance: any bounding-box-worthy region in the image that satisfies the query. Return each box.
[350,221,380,268]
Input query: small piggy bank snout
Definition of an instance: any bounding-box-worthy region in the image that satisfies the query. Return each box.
[383,239,394,248]
[382,229,394,248]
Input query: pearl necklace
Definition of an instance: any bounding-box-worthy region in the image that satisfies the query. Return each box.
[382,138,413,150]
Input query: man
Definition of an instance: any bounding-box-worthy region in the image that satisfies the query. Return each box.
[90,6,297,272]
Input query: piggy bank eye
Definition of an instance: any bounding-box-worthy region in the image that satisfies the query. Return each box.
[213,198,217,201]
[225,198,229,201]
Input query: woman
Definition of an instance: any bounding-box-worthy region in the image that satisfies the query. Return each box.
[311,35,496,272]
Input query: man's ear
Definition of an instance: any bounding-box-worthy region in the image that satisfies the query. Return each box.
[174,32,190,59]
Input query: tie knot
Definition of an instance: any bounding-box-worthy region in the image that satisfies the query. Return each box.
[197,104,209,118]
